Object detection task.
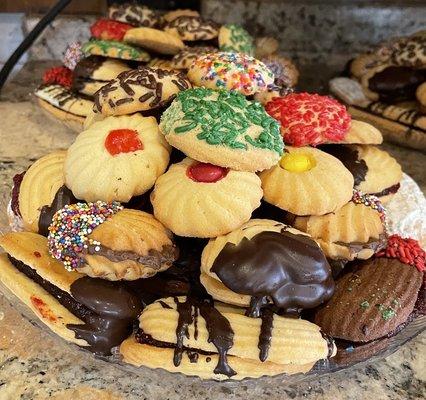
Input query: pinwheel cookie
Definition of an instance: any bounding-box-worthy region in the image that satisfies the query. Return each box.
[48,202,178,280]
[163,16,219,42]
[187,52,274,96]
[151,158,263,238]
[0,231,143,355]
[65,114,170,202]
[200,219,334,315]
[218,24,254,55]
[159,88,284,172]
[292,191,387,262]
[93,67,191,116]
[120,296,336,380]
[260,146,354,216]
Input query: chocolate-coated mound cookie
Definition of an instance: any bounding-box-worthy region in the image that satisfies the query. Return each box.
[314,257,423,342]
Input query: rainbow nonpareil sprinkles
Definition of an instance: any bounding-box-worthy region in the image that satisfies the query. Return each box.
[47,201,123,271]
[352,190,388,229]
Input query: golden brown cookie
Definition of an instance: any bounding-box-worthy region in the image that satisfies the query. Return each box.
[260,146,354,216]
[150,158,263,238]
[254,37,279,59]
[170,46,217,70]
[163,16,219,42]
[261,54,299,87]
[163,9,200,23]
[337,120,383,145]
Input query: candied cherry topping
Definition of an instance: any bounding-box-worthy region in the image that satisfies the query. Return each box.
[105,129,143,155]
[187,162,228,183]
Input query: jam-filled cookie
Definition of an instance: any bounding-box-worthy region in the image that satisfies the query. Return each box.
[163,16,219,42]
[260,146,354,216]
[123,27,185,55]
[0,231,144,355]
[292,191,387,263]
[187,52,274,96]
[159,88,284,172]
[200,219,334,315]
[170,46,217,70]
[320,144,402,201]
[121,296,336,380]
[108,3,161,28]
[90,19,133,41]
[93,67,191,116]
[151,158,263,238]
[218,24,254,55]
[261,54,299,88]
[266,92,352,146]
[65,115,170,202]
[82,39,150,62]
[48,202,178,280]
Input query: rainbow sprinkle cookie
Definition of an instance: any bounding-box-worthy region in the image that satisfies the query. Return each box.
[48,201,123,271]
[352,189,388,228]
[187,52,274,96]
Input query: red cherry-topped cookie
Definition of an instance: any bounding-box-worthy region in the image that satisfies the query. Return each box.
[42,66,73,88]
[105,129,144,155]
[265,92,351,146]
[90,19,133,41]
[187,162,229,183]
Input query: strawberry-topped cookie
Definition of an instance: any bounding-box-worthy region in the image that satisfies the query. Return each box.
[266,93,351,146]
[90,19,133,41]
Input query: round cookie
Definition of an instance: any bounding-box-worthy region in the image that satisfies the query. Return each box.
[48,203,178,281]
[265,93,351,146]
[260,146,354,216]
[261,55,299,87]
[170,46,217,70]
[123,27,185,55]
[90,19,133,41]
[200,219,334,314]
[328,77,371,107]
[65,114,170,202]
[163,16,219,42]
[416,82,426,113]
[108,3,161,28]
[187,52,274,96]
[253,80,293,105]
[292,191,387,262]
[329,120,383,145]
[159,87,284,172]
[93,67,191,116]
[73,56,130,82]
[147,58,176,70]
[82,39,150,62]
[150,158,263,238]
[218,24,254,56]
[163,9,200,23]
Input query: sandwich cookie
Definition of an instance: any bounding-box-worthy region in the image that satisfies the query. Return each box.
[82,39,150,62]
[48,202,178,281]
[150,158,263,238]
[218,24,254,56]
[65,114,170,202]
[163,16,219,42]
[200,219,334,316]
[0,231,143,355]
[159,87,284,172]
[120,296,336,380]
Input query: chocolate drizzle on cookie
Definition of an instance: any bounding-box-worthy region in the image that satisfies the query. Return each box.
[212,229,335,316]
[165,16,219,41]
[258,307,274,362]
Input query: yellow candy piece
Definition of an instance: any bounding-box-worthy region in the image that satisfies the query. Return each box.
[280,153,316,172]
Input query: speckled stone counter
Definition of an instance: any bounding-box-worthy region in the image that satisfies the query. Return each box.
[0,63,425,400]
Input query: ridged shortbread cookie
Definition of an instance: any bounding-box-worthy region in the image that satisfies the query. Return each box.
[260,146,354,216]
[120,296,336,380]
[151,158,263,238]
[335,120,383,145]
[65,115,170,202]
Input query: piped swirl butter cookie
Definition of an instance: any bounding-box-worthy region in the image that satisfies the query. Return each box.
[187,52,274,96]
[93,67,191,116]
[200,219,334,315]
[163,16,219,42]
[332,120,383,145]
[65,115,170,202]
[121,296,336,380]
[260,147,354,216]
[48,202,178,280]
[82,39,150,62]
[151,158,263,238]
[108,3,161,28]
[218,24,254,56]
[159,87,283,172]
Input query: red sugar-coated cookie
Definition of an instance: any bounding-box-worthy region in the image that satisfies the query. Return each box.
[90,19,133,41]
[105,129,143,155]
[187,162,228,183]
[42,66,73,89]
[265,92,351,147]
[376,234,425,272]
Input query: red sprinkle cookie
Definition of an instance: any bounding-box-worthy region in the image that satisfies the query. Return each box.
[43,66,73,89]
[90,19,132,41]
[265,93,351,146]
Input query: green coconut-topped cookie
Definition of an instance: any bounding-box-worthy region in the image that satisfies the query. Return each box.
[159,87,284,172]
[218,24,254,56]
[82,39,151,62]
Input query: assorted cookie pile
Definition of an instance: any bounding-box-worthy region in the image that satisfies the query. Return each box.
[329,30,426,151]
[2,2,424,382]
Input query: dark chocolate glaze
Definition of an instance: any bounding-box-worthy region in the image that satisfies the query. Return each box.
[38,186,77,236]
[11,171,26,217]
[73,55,106,80]
[258,308,274,362]
[369,66,426,102]
[319,145,368,186]
[212,230,335,316]
[371,183,401,198]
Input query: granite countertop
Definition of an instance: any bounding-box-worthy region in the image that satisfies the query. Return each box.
[0,62,425,400]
